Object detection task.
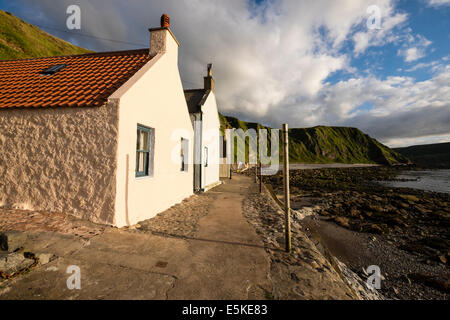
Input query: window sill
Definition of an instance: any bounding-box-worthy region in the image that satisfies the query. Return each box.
[135,175,154,180]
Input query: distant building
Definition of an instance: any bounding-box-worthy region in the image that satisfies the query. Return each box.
[0,14,194,227]
[184,64,222,192]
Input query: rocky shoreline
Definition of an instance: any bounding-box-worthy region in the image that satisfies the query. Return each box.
[266,166,449,300]
[242,179,383,300]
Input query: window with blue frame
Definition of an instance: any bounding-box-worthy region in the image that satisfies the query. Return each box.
[136,125,154,177]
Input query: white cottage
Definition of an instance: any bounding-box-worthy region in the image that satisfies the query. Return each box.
[184,65,221,192]
[0,14,194,227]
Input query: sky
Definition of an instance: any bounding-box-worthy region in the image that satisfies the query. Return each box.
[0,0,449,147]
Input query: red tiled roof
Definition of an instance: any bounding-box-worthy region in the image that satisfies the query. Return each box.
[0,49,152,108]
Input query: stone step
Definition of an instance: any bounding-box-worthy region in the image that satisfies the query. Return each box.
[0,231,27,252]
[0,252,35,275]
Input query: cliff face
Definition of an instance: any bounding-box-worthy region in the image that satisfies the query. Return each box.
[220,114,410,165]
[287,126,409,165]
[395,142,450,168]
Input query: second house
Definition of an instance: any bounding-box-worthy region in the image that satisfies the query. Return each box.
[184,64,221,192]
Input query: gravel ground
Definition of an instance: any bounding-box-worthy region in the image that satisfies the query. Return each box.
[302,216,448,300]
[0,208,106,239]
[128,193,215,238]
[241,181,381,300]
[264,166,449,300]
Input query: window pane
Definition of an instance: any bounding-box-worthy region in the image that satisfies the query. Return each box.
[138,152,145,172]
[138,130,147,151]
[144,152,149,173]
[137,130,140,150]
[143,131,149,151]
[136,151,140,172]
[137,129,149,151]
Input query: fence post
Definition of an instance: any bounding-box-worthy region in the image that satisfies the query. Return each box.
[259,159,262,193]
[258,130,262,193]
[255,163,258,183]
[282,123,291,253]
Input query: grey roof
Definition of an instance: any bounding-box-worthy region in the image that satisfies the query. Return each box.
[184,89,210,113]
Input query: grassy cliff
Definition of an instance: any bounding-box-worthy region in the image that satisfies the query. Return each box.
[0,10,91,60]
[395,142,450,168]
[220,114,410,165]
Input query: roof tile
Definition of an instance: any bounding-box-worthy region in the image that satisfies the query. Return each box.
[0,49,152,109]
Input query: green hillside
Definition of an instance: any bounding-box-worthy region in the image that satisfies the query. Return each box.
[220,114,410,165]
[0,10,91,60]
[395,142,450,168]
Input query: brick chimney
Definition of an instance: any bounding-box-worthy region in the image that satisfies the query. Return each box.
[161,14,170,28]
[149,14,179,58]
[204,63,215,92]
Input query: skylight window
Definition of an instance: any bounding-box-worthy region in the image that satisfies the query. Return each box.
[40,64,66,75]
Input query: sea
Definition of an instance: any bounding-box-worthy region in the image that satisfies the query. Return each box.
[379,169,450,194]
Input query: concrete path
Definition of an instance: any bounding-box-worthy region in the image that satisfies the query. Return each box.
[0,175,271,300]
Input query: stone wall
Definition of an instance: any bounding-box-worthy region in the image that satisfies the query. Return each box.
[0,103,119,225]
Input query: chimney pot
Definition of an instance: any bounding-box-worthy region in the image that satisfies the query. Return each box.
[207,63,213,77]
[161,14,170,28]
[150,13,179,58]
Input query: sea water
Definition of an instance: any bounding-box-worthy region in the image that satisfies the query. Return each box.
[380,170,450,194]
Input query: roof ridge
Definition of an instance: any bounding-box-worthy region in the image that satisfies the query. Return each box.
[0,48,150,63]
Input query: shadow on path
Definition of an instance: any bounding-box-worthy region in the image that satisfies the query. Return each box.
[149,230,282,252]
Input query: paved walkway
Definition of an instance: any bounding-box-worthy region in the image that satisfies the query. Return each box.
[0,175,271,299]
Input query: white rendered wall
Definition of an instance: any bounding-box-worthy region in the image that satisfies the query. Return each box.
[0,104,118,225]
[113,31,194,227]
[201,92,220,189]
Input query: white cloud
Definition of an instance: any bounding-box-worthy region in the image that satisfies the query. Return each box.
[426,0,450,7]
[9,0,450,147]
[352,11,407,55]
[399,47,425,62]
[299,66,450,144]
[405,60,440,72]
[384,134,450,148]
[397,34,432,62]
